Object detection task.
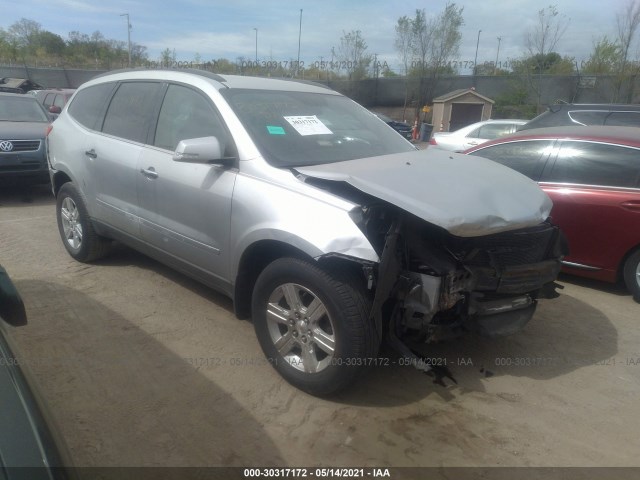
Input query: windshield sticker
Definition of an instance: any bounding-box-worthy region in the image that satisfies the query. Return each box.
[283,115,333,136]
[267,125,286,135]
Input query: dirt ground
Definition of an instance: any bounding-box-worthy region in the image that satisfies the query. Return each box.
[1,183,639,469]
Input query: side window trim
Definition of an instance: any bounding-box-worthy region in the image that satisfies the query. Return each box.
[90,82,118,132]
[537,139,559,182]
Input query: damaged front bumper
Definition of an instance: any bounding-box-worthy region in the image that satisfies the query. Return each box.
[367,215,567,344]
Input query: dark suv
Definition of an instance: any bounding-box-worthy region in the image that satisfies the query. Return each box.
[519,103,640,130]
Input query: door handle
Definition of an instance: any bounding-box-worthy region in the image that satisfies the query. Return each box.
[140,167,159,179]
[620,201,640,212]
[85,149,97,159]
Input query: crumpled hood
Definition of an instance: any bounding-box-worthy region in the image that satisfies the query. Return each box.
[296,149,552,237]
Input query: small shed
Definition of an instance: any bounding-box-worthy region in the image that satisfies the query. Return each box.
[431,88,494,132]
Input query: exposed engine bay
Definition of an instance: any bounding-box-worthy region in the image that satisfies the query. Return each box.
[304,175,567,383]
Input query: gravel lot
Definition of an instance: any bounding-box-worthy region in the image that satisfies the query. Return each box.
[1,183,639,470]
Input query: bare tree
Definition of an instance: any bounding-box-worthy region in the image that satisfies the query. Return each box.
[615,0,640,101]
[395,16,414,120]
[337,30,372,81]
[524,5,570,109]
[525,5,570,58]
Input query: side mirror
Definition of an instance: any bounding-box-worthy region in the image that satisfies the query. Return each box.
[0,266,27,327]
[172,136,233,165]
[49,105,62,114]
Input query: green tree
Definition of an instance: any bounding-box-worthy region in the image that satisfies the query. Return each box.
[401,3,464,115]
[159,48,176,66]
[615,0,640,101]
[7,18,42,55]
[582,36,622,74]
[475,61,509,75]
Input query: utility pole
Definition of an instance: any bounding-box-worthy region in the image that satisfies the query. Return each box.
[253,28,258,63]
[296,9,303,76]
[494,36,502,75]
[120,13,132,67]
[473,29,482,78]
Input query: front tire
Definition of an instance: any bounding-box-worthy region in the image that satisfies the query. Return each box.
[56,182,111,262]
[251,257,378,396]
[623,249,640,303]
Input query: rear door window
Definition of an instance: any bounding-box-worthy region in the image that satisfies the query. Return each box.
[67,83,116,130]
[102,82,164,143]
[468,140,554,180]
[543,141,640,188]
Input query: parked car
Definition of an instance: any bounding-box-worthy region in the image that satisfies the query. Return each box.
[0,93,51,184]
[465,126,640,301]
[518,103,640,130]
[35,89,76,118]
[372,112,413,140]
[429,119,527,152]
[47,69,565,395]
[0,77,43,94]
[0,264,72,478]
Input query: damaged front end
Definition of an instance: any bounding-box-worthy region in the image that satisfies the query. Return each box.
[357,204,566,351]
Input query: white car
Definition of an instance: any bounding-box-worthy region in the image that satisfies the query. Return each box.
[429,119,528,152]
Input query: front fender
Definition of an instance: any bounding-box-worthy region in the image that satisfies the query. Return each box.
[230,173,379,279]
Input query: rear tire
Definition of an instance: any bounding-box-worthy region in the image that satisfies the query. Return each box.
[56,182,111,262]
[623,250,640,303]
[251,257,379,396]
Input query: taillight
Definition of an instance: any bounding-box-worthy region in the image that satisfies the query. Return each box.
[429,137,437,145]
[46,124,53,137]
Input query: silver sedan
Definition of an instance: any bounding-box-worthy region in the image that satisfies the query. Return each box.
[429,119,527,152]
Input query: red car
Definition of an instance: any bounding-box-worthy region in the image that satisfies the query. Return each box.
[465,126,640,301]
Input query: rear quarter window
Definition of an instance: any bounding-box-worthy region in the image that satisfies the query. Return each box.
[67,83,116,130]
[543,141,640,188]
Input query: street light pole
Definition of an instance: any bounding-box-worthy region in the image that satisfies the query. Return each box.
[296,9,303,76]
[253,28,258,63]
[473,29,482,77]
[120,13,132,67]
[494,36,502,75]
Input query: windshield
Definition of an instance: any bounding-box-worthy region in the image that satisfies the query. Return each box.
[0,96,48,122]
[221,89,416,167]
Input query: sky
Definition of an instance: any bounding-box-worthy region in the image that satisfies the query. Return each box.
[1,0,633,74]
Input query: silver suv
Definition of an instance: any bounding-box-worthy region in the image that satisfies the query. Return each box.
[47,69,565,395]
